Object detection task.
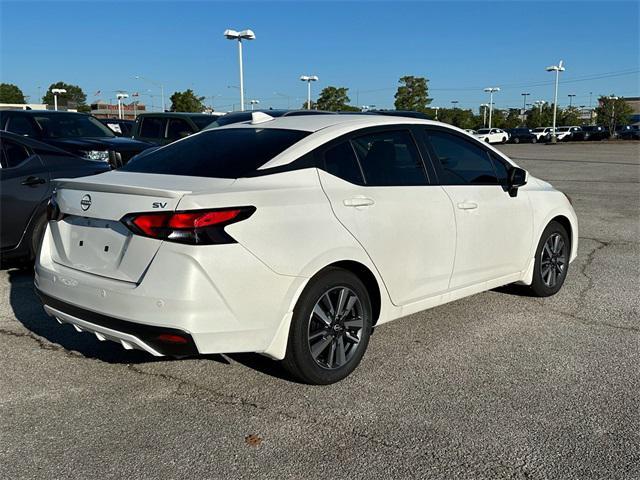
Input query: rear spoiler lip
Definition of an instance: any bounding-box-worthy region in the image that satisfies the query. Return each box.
[52,178,190,199]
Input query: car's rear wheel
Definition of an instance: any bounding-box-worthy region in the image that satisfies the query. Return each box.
[282,268,372,384]
[531,137,537,144]
[29,214,48,262]
[512,137,520,144]
[501,137,507,143]
[485,138,490,143]
[527,221,570,297]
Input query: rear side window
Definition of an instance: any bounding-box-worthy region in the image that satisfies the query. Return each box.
[190,116,215,130]
[1,139,32,168]
[351,130,427,186]
[7,116,38,137]
[426,129,498,185]
[121,128,310,178]
[139,117,166,138]
[323,141,364,185]
[166,118,194,141]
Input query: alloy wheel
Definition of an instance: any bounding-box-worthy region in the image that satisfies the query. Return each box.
[540,233,567,287]
[307,286,364,370]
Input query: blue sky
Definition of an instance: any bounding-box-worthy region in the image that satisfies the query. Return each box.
[1,0,638,112]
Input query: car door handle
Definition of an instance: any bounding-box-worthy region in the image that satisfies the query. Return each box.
[457,201,478,210]
[21,176,46,186]
[343,197,375,207]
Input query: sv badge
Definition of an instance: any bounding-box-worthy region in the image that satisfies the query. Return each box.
[152,202,167,209]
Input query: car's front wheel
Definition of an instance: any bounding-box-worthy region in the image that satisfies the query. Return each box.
[528,221,570,297]
[512,137,520,144]
[282,268,372,384]
[531,137,537,144]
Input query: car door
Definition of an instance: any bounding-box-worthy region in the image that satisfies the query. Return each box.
[0,137,51,249]
[317,128,456,305]
[135,116,167,145]
[423,127,533,289]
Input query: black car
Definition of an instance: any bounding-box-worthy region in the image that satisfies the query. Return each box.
[0,110,152,167]
[204,109,335,130]
[615,125,640,140]
[131,112,223,146]
[99,118,134,137]
[506,128,537,144]
[0,131,110,265]
[572,125,608,141]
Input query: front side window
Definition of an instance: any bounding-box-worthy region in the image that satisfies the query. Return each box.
[351,130,427,186]
[166,118,194,140]
[426,129,498,185]
[323,141,364,185]
[121,128,309,178]
[139,117,166,138]
[34,113,115,138]
[7,116,38,137]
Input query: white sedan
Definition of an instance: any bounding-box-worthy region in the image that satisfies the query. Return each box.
[35,113,578,384]
[474,128,509,144]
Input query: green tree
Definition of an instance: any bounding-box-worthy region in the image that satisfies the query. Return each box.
[170,89,205,112]
[526,104,554,128]
[436,108,477,129]
[595,95,632,136]
[560,107,581,126]
[503,109,522,129]
[0,83,26,103]
[42,81,89,112]
[394,76,432,111]
[315,86,359,111]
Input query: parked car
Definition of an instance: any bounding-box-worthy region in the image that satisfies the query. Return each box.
[205,109,335,130]
[506,128,537,144]
[0,110,152,168]
[531,127,554,141]
[464,129,477,135]
[474,128,509,144]
[366,110,431,120]
[35,113,577,384]
[131,112,223,146]
[0,131,110,266]
[555,126,582,141]
[572,125,608,141]
[615,125,640,140]
[99,118,134,137]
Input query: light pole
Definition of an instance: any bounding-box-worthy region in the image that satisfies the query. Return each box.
[249,99,260,111]
[273,92,292,109]
[51,88,66,111]
[135,75,165,112]
[521,92,530,125]
[608,95,619,136]
[480,103,489,127]
[484,87,500,128]
[432,106,440,120]
[545,60,565,143]
[300,75,319,109]
[224,29,255,112]
[451,100,459,109]
[116,92,129,119]
[568,94,576,108]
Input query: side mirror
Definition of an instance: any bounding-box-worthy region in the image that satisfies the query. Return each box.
[508,167,527,197]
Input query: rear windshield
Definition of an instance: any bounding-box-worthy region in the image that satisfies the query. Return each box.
[121,128,309,178]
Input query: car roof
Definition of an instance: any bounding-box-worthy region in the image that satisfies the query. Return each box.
[0,129,83,156]
[136,112,214,118]
[1,109,91,116]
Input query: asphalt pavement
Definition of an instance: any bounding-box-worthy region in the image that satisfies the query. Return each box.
[1,141,638,480]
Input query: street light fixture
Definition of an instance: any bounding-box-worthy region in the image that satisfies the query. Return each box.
[521,92,530,125]
[480,103,489,127]
[224,28,256,112]
[568,93,576,108]
[432,106,440,121]
[249,99,260,111]
[545,60,565,143]
[51,88,67,111]
[135,75,165,112]
[300,75,319,109]
[116,92,129,119]
[483,87,500,128]
[451,100,459,109]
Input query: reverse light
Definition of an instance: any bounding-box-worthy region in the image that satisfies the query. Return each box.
[122,207,255,245]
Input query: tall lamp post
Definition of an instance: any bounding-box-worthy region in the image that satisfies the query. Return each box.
[568,93,576,108]
[432,106,440,121]
[480,103,489,127]
[300,75,319,109]
[545,60,565,143]
[451,100,459,109]
[249,99,260,111]
[51,88,66,111]
[521,92,530,125]
[484,87,500,128]
[224,29,256,112]
[116,92,129,119]
[135,76,165,112]
[608,95,619,137]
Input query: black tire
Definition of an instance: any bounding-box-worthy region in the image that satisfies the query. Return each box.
[513,137,520,144]
[282,268,372,385]
[485,138,490,143]
[527,221,570,297]
[531,137,537,144]
[501,137,507,144]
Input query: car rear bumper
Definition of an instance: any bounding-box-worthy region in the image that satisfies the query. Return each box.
[35,225,306,358]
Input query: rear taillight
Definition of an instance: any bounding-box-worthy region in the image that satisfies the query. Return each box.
[121,207,255,245]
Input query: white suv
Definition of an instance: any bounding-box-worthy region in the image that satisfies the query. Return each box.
[531,127,554,141]
[36,114,578,384]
